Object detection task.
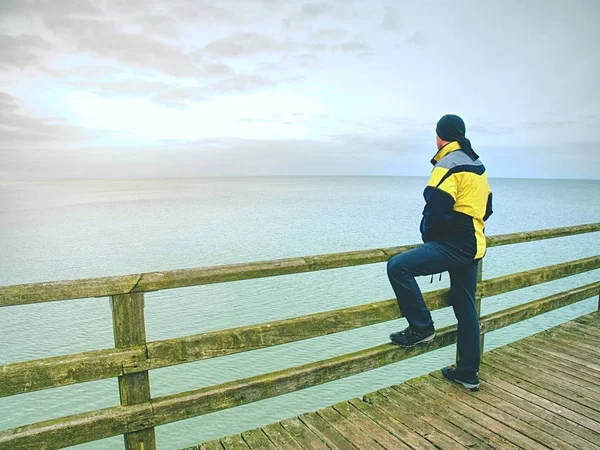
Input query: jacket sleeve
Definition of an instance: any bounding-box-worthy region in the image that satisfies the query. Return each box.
[483,191,493,221]
[420,168,458,243]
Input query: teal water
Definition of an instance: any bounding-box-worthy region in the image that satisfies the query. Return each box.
[0,176,599,449]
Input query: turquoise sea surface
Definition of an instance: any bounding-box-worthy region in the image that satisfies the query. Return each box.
[1,176,599,449]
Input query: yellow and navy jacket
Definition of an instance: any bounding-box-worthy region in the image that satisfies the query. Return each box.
[419,141,493,259]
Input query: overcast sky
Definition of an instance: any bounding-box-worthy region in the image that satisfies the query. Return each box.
[1,0,598,179]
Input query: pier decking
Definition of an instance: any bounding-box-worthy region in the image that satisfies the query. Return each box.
[194,311,600,450]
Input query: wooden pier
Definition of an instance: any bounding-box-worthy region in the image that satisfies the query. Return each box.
[194,311,600,450]
[0,223,599,449]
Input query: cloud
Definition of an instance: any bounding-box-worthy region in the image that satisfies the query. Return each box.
[202,32,297,58]
[0,34,53,72]
[0,92,105,146]
[283,2,336,28]
[404,31,427,48]
[381,7,402,31]
[334,40,371,52]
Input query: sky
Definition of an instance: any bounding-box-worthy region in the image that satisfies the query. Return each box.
[0,0,599,179]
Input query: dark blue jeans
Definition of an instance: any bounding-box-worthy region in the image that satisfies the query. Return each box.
[386,241,481,375]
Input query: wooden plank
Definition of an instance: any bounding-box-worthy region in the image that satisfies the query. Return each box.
[485,223,600,247]
[111,292,156,450]
[483,354,600,412]
[220,435,249,450]
[145,289,448,368]
[240,429,276,450]
[479,255,600,298]
[7,273,593,400]
[501,345,600,388]
[429,373,588,450]
[517,339,600,372]
[347,398,437,449]
[199,439,225,450]
[488,347,600,397]
[261,423,303,450]
[148,324,458,426]
[279,418,327,450]
[0,403,153,450]
[391,382,508,449]
[365,391,468,449]
[315,407,383,449]
[330,401,411,450]
[0,346,145,398]
[2,223,598,306]
[554,322,600,342]
[509,342,600,382]
[481,361,600,424]
[475,372,600,448]
[535,335,600,358]
[480,281,600,334]
[298,411,357,450]
[485,350,600,404]
[409,378,548,450]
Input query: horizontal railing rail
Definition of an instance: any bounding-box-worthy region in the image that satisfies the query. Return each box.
[3,281,599,449]
[1,254,599,399]
[1,223,598,307]
[0,222,599,450]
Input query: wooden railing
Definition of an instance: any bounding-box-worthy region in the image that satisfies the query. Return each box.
[0,223,599,449]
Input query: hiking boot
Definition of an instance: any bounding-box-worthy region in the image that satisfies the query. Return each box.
[390,325,435,347]
[441,365,480,391]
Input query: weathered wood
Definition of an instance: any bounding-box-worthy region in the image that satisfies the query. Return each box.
[298,411,358,450]
[279,418,328,450]
[483,353,600,411]
[315,407,382,449]
[239,429,276,450]
[480,362,600,424]
[479,254,600,298]
[437,371,600,449]
[0,346,145,398]
[480,281,600,334]
[198,439,225,450]
[111,293,156,450]
[147,323,457,427]
[511,341,600,380]
[427,374,578,450]
[392,381,514,449]
[348,398,438,449]
[364,391,468,449]
[501,346,600,388]
[2,223,598,306]
[477,371,600,437]
[3,270,596,400]
[220,435,249,450]
[331,401,411,450]
[0,403,153,450]
[517,339,600,372]
[382,383,496,449]
[261,423,303,450]
[485,222,600,247]
[408,378,545,449]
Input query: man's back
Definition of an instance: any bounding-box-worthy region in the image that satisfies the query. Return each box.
[421,141,493,259]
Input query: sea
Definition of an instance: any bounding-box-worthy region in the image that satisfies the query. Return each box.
[1,176,599,449]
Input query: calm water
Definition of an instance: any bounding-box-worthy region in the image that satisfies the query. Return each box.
[1,176,599,449]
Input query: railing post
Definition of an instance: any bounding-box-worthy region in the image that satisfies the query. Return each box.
[476,260,484,356]
[111,292,156,450]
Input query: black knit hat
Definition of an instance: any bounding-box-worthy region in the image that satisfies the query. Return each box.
[436,114,466,142]
[435,114,479,161]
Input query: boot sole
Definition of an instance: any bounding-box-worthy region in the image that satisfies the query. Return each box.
[391,332,435,347]
[442,371,480,391]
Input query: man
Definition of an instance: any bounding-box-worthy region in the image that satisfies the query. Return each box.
[386,114,493,390]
